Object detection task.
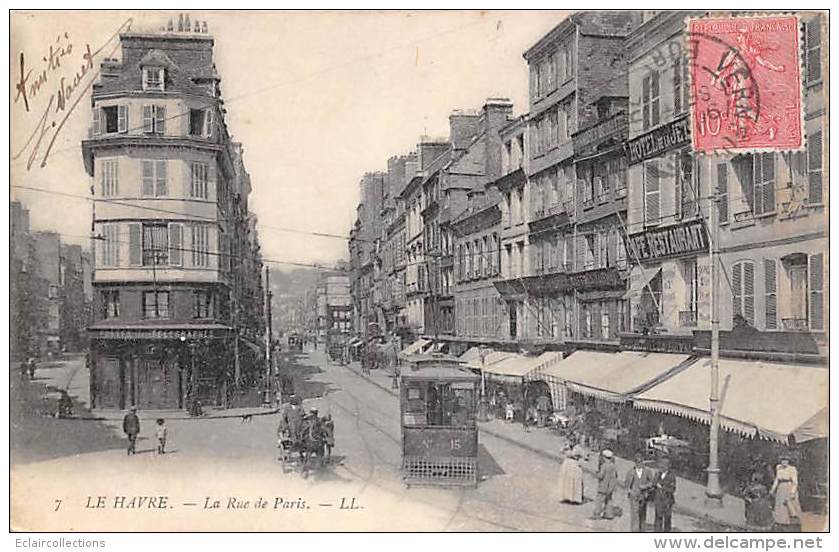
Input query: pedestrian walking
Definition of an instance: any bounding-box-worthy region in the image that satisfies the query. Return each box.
[155,418,167,454]
[122,406,140,455]
[653,457,676,532]
[770,455,802,531]
[625,453,655,532]
[27,357,37,379]
[558,445,585,504]
[57,390,74,418]
[590,449,618,520]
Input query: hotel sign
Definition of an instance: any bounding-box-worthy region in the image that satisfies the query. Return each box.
[625,219,708,262]
[625,116,690,165]
[88,328,228,340]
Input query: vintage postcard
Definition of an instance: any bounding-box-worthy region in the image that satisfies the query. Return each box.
[8,9,829,536]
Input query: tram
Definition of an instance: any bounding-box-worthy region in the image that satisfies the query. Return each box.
[399,353,480,487]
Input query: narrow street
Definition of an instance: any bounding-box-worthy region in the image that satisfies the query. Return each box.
[12,351,720,532]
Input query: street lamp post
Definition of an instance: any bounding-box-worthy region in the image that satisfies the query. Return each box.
[706,172,723,507]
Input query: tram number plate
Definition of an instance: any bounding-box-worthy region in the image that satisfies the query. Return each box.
[405,429,476,457]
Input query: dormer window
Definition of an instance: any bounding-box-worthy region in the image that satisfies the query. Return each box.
[143,67,165,91]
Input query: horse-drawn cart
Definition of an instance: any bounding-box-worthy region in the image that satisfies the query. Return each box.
[277,405,328,478]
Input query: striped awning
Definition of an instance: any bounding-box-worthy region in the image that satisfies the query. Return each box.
[633,359,829,442]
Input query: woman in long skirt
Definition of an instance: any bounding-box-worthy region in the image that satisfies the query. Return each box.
[770,456,803,531]
[744,472,773,529]
[558,446,585,504]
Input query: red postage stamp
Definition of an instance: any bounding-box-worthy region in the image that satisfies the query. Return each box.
[688,15,803,153]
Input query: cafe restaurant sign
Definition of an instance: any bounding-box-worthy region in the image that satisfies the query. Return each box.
[625,219,708,262]
[625,116,690,165]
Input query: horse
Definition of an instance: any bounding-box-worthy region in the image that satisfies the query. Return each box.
[300,416,326,476]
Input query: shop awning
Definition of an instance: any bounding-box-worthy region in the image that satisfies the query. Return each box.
[400,338,431,358]
[458,347,483,365]
[538,351,694,402]
[461,350,516,370]
[633,359,829,442]
[624,265,661,299]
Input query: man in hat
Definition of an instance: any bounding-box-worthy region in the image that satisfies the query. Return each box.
[654,457,677,532]
[122,406,141,455]
[278,394,305,443]
[591,449,618,519]
[625,453,656,531]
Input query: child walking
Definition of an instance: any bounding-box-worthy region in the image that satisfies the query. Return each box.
[155,418,167,454]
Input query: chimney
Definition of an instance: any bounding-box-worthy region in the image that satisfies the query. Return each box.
[185,14,191,32]
[202,21,208,33]
[167,18,174,31]
[448,110,480,150]
[418,142,450,171]
[481,98,513,134]
[178,13,184,32]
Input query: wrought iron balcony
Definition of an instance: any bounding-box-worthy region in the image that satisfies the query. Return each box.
[679,310,698,327]
[781,318,809,331]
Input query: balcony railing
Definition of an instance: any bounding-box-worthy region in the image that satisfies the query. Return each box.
[781,318,808,331]
[582,198,595,210]
[679,310,698,327]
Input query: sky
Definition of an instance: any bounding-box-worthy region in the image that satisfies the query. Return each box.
[10,10,570,271]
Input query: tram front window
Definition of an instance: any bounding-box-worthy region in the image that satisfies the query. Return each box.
[404,382,475,427]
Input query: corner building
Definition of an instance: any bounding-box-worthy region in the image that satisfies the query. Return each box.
[82,19,262,409]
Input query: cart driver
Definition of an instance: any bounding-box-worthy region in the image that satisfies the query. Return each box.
[278,394,305,442]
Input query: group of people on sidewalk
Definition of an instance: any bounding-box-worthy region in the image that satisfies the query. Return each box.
[556,440,806,532]
[557,446,676,532]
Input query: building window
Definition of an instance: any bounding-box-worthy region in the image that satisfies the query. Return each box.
[102,223,120,266]
[143,291,170,319]
[673,55,689,115]
[601,310,610,340]
[102,290,119,319]
[141,159,168,197]
[681,258,699,327]
[142,67,165,91]
[804,17,822,83]
[100,105,127,134]
[642,70,660,130]
[169,223,183,266]
[142,224,169,265]
[189,108,214,138]
[194,290,214,318]
[142,105,166,135]
[807,130,823,204]
[191,162,210,199]
[731,260,755,326]
[643,159,661,224]
[717,163,729,223]
[677,151,697,219]
[101,159,119,197]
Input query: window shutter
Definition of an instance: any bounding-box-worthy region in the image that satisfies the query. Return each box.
[155,106,166,134]
[805,18,822,82]
[736,155,755,213]
[128,223,142,266]
[576,235,585,271]
[118,105,127,133]
[762,153,775,213]
[743,261,755,325]
[808,131,823,204]
[764,259,777,330]
[143,105,153,133]
[92,107,101,136]
[141,160,154,196]
[204,108,214,138]
[809,253,824,330]
[732,262,742,319]
[717,164,729,223]
[644,160,660,223]
[155,160,167,196]
[674,153,682,219]
[168,224,182,266]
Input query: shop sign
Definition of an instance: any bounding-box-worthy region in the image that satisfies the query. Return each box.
[620,334,695,354]
[89,328,226,340]
[625,116,690,165]
[624,219,708,263]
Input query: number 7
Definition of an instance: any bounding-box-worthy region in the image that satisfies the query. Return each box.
[54,499,62,512]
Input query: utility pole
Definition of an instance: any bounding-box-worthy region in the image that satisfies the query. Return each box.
[263,266,272,406]
[706,168,723,507]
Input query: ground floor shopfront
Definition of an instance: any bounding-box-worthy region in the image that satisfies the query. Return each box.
[88,325,234,410]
